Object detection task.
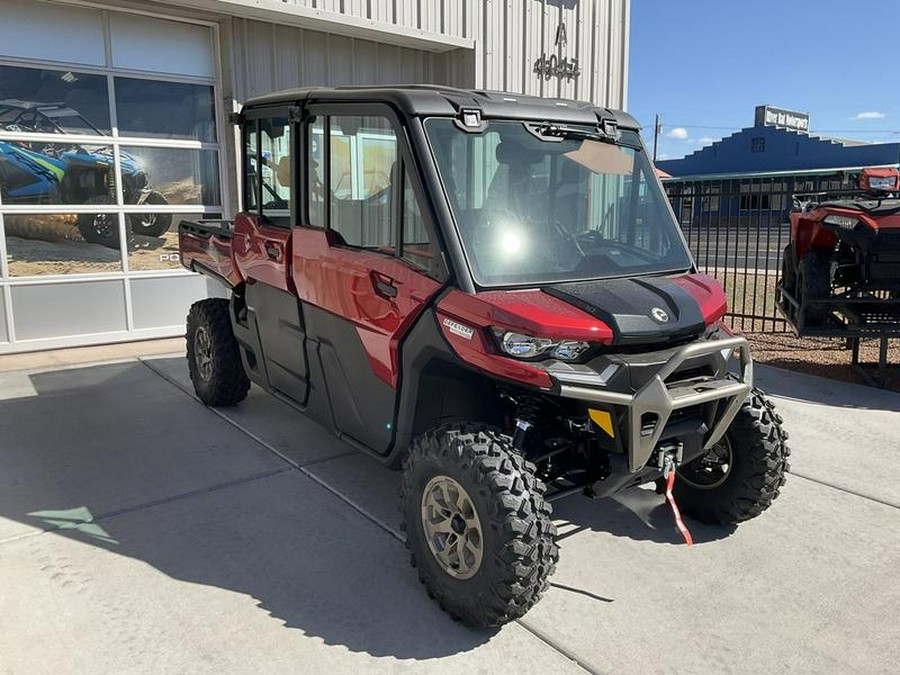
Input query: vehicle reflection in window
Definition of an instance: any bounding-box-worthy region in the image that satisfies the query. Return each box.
[0,65,110,133]
[119,146,220,206]
[114,77,216,142]
[0,141,119,206]
[4,212,122,276]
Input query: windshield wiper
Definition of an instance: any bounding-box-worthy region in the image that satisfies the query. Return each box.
[527,121,642,149]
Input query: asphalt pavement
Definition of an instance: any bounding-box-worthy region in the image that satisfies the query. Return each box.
[1,348,898,674]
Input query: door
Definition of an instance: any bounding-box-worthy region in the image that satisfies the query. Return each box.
[293,109,445,452]
[235,112,309,405]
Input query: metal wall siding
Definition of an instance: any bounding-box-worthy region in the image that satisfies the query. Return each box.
[233,1,628,107]
[473,0,628,110]
[234,19,475,99]
[482,0,504,92]
[369,0,392,23]
[318,0,343,14]
[420,0,440,33]
[504,1,521,93]
[282,0,470,39]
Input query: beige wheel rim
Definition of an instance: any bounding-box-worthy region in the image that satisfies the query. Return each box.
[420,475,484,579]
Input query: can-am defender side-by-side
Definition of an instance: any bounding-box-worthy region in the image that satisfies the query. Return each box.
[0,99,171,246]
[178,87,789,628]
[779,167,900,334]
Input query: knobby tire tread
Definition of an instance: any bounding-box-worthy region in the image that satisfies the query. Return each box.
[186,298,250,407]
[399,423,559,627]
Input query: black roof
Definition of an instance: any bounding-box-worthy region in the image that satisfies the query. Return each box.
[242,85,640,130]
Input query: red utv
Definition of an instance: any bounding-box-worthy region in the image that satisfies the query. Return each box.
[179,87,789,627]
[780,167,900,332]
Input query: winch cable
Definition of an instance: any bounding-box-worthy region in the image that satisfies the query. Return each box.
[664,464,694,547]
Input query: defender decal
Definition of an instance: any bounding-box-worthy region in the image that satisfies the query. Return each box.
[442,317,475,340]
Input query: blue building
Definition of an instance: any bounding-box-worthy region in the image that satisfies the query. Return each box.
[657,105,900,228]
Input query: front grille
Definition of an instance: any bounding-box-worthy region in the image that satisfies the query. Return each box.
[665,365,715,385]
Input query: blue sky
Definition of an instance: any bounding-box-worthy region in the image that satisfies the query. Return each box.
[628,0,900,160]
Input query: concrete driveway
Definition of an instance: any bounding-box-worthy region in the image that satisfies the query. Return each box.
[1,347,898,674]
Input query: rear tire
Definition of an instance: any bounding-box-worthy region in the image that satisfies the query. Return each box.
[186,298,250,406]
[781,243,797,295]
[781,243,798,320]
[674,388,790,525]
[129,190,172,237]
[399,424,558,627]
[798,249,833,326]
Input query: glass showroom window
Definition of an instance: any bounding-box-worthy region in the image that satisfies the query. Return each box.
[0,61,222,278]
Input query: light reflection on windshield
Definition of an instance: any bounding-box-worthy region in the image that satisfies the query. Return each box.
[425,120,693,287]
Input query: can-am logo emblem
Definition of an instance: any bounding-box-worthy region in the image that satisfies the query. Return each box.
[650,307,670,323]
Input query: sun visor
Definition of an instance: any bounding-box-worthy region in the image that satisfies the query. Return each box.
[563,141,633,175]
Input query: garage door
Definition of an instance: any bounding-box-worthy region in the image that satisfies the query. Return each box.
[0,0,225,353]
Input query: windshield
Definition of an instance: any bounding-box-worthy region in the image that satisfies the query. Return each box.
[425,119,693,286]
[41,107,103,135]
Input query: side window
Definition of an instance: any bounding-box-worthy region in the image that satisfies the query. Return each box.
[328,115,398,250]
[243,121,258,212]
[400,169,438,275]
[308,117,325,226]
[259,116,291,226]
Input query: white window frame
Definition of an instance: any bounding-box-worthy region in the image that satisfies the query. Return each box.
[0,1,228,349]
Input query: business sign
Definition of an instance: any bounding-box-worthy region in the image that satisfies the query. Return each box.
[754,105,810,133]
[534,21,581,81]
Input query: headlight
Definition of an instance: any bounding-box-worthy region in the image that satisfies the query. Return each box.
[553,340,591,361]
[497,330,591,361]
[868,175,896,191]
[823,214,859,231]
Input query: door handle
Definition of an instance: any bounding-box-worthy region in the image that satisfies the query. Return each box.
[265,242,281,259]
[371,272,398,299]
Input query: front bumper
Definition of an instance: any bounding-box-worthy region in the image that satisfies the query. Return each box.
[548,336,752,472]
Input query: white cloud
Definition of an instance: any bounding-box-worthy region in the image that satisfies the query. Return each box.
[697,137,717,145]
[856,111,886,120]
[665,127,689,139]
[657,153,671,160]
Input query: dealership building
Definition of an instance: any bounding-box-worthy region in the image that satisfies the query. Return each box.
[657,105,900,227]
[0,0,631,354]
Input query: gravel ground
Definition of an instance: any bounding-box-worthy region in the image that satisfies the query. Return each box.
[743,330,900,392]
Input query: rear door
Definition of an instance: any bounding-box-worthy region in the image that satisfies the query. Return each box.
[234,110,309,405]
[292,105,446,452]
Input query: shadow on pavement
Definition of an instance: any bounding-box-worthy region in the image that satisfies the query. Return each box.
[0,359,729,659]
[18,473,497,660]
[552,487,736,546]
[0,362,494,660]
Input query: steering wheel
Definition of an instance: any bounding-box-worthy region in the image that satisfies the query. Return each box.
[575,229,607,250]
[548,217,585,260]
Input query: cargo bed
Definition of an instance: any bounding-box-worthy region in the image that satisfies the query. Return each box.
[178,219,242,287]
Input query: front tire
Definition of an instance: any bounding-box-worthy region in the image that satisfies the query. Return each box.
[674,388,789,525]
[186,298,250,406]
[399,425,558,628]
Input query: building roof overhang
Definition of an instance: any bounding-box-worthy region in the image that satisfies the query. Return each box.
[154,0,474,52]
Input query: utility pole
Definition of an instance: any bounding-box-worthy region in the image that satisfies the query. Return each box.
[652,114,661,162]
